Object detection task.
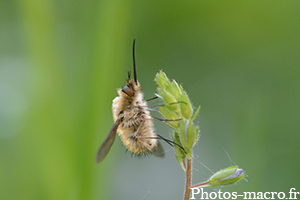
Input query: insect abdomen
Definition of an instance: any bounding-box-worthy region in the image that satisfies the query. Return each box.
[117,109,158,154]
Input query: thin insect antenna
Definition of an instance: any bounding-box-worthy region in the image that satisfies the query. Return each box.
[157,134,187,154]
[132,39,137,85]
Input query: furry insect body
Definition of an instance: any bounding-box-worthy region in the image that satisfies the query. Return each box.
[112,78,159,155]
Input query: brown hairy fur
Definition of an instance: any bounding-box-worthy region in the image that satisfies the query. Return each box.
[112,78,158,155]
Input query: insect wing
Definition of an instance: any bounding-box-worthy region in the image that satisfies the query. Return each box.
[151,140,165,158]
[95,119,120,163]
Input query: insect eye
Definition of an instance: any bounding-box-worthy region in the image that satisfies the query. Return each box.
[122,85,134,96]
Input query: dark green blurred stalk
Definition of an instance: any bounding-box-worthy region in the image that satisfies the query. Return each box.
[16,0,132,199]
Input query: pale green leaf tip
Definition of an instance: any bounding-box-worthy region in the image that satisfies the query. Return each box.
[175,154,186,172]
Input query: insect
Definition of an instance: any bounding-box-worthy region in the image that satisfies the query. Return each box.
[95,39,184,163]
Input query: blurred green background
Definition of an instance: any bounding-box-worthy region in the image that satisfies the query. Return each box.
[1,1,300,200]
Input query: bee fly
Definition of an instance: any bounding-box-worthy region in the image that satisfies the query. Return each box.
[95,39,185,163]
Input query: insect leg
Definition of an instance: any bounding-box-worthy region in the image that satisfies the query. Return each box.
[146,96,158,102]
[132,120,145,139]
[135,134,187,154]
[150,116,182,122]
[157,134,187,154]
[140,101,187,108]
[132,116,180,138]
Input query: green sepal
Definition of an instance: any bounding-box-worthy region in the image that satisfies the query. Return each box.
[185,120,197,149]
[159,106,180,128]
[170,80,182,100]
[179,91,193,120]
[179,120,197,151]
[194,126,200,144]
[155,71,168,90]
[157,88,179,112]
[155,70,170,90]
[175,154,186,172]
[191,106,201,122]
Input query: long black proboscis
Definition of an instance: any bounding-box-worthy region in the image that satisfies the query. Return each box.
[132,39,137,85]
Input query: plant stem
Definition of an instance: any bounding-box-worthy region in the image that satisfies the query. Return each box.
[190,181,210,188]
[184,157,192,200]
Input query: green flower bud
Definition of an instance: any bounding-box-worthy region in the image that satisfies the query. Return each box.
[171,81,181,97]
[165,82,175,97]
[179,120,197,151]
[209,166,245,186]
[179,122,187,147]
[165,80,181,100]
[191,166,245,189]
[159,106,180,128]
[155,71,169,90]
[157,88,179,112]
[159,70,169,82]
[180,91,193,120]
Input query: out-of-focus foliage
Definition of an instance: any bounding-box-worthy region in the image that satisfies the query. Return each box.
[1,1,300,200]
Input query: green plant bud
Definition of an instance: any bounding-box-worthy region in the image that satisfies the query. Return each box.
[159,70,170,82]
[178,122,187,147]
[165,81,175,97]
[159,106,180,128]
[172,132,186,158]
[155,77,166,90]
[154,74,166,90]
[157,71,180,100]
[185,120,197,149]
[170,80,182,100]
[191,166,245,189]
[179,120,197,150]
[155,71,169,90]
[179,91,193,120]
[209,166,245,186]
[157,88,179,112]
